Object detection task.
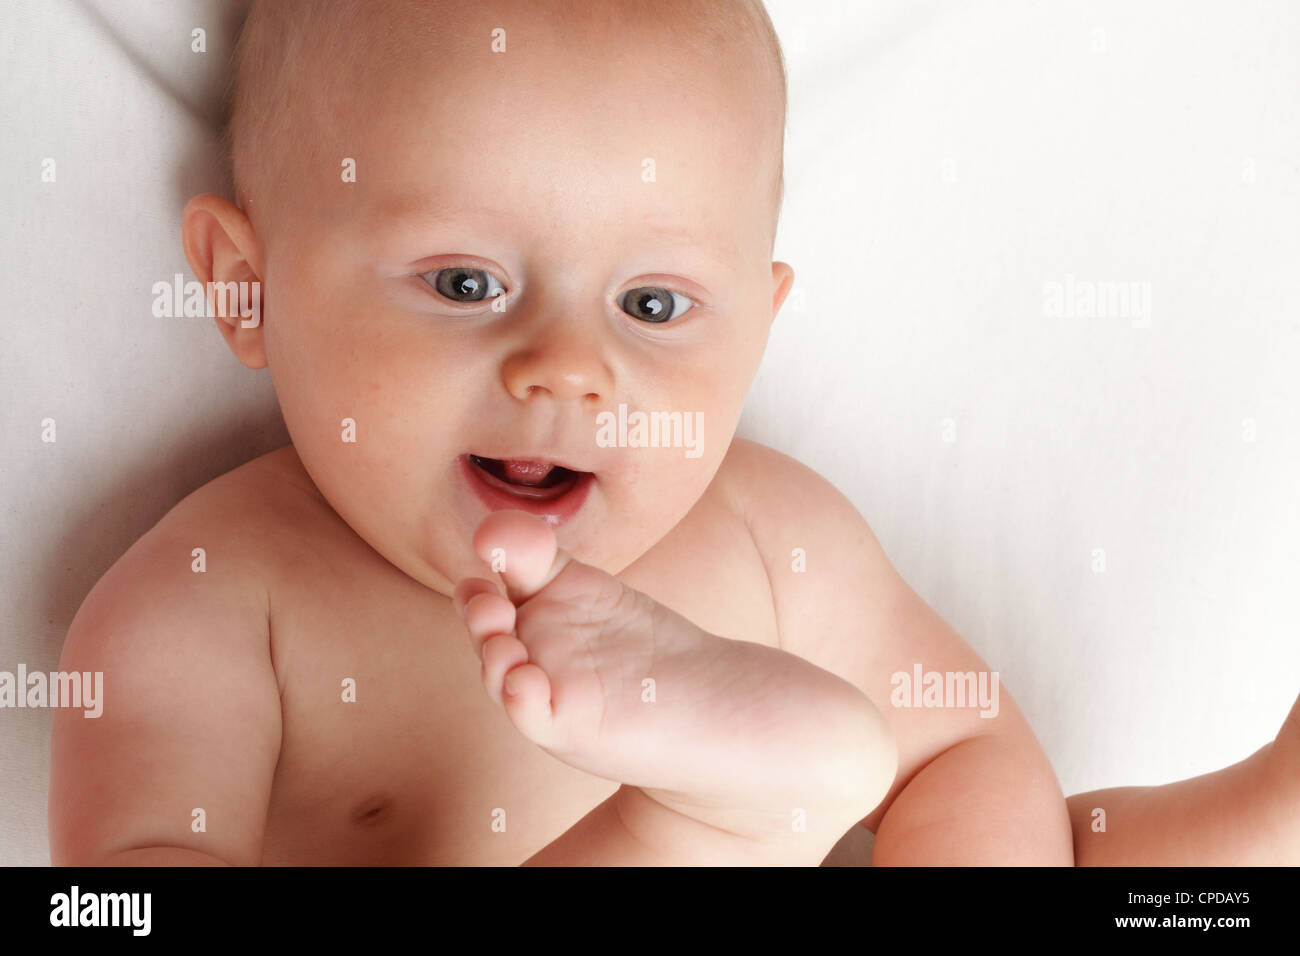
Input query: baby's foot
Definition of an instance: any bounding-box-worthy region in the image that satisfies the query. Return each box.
[453,510,897,847]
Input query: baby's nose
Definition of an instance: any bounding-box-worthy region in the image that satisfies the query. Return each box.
[501,339,612,406]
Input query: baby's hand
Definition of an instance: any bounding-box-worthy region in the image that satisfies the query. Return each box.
[452,511,897,860]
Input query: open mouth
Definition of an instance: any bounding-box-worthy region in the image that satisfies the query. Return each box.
[467,454,582,497]
[459,453,596,526]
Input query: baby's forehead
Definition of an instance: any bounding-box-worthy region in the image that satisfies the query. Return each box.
[281,0,775,124]
[230,0,784,238]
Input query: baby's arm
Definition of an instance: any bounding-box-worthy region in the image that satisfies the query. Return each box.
[49,511,282,866]
[728,440,1074,864]
[525,785,823,866]
[1068,694,1300,865]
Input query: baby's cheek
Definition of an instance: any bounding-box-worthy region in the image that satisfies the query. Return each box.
[273,369,394,502]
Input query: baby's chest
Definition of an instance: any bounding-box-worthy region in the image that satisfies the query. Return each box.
[256,508,778,864]
[259,587,619,864]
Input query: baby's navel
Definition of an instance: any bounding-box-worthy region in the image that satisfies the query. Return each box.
[350,795,393,826]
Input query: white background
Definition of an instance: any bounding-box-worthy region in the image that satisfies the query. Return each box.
[1,0,1296,865]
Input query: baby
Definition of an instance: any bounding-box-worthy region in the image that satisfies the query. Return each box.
[49,0,1298,865]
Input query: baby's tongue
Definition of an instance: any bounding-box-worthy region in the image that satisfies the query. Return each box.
[500,459,554,486]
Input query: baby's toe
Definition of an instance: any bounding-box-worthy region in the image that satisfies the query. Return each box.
[500,663,556,746]
[471,510,568,602]
[462,592,516,651]
[480,633,529,706]
[452,576,500,616]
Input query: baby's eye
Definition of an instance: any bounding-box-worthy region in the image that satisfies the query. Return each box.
[420,266,506,303]
[617,286,694,323]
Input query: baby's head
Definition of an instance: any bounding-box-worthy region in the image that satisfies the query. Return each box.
[184,0,794,592]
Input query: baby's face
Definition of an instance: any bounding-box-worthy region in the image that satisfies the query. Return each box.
[245,5,791,593]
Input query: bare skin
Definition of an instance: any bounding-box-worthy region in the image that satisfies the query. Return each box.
[51,441,892,865]
[48,434,1057,865]
[48,440,1298,865]
[453,509,893,847]
[1068,695,1300,865]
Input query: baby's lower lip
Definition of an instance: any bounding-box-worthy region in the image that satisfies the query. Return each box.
[458,454,595,527]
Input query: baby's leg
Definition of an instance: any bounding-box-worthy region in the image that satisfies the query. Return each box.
[1068,693,1300,865]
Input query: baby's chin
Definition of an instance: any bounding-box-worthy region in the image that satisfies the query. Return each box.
[418,500,666,591]
[405,520,618,599]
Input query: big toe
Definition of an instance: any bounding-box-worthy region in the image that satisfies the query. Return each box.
[472,509,570,602]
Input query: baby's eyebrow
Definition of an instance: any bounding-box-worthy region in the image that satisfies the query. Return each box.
[370,197,739,277]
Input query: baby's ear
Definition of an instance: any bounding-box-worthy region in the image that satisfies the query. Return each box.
[770,261,795,323]
[181,194,267,370]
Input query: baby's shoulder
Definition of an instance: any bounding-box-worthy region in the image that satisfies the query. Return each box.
[141,444,337,580]
[713,438,907,649]
[66,445,333,654]
[714,437,868,544]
